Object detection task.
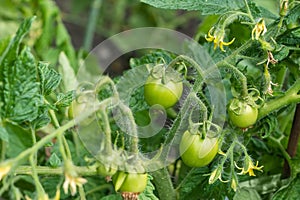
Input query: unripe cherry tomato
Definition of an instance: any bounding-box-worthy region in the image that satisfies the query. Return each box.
[112,171,148,193]
[144,75,183,109]
[179,130,219,167]
[228,98,258,128]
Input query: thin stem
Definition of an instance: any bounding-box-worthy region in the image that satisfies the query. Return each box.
[85,184,112,196]
[57,133,68,161]
[84,0,102,51]
[48,109,60,129]
[243,0,255,23]
[14,166,98,176]
[99,109,112,155]
[62,135,72,160]
[30,126,37,164]
[221,11,253,30]
[47,98,72,160]
[78,186,87,200]
[269,136,291,163]
[29,155,45,198]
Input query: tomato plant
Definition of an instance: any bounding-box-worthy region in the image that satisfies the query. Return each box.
[0,0,300,200]
[180,130,219,167]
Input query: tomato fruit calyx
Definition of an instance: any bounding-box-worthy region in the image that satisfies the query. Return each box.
[112,171,148,195]
[179,130,219,168]
[228,98,258,128]
[144,64,183,109]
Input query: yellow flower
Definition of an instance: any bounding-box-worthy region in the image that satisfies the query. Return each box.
[209,166,228,184]
[205,27,235,52]
[235,160,263,176]
[252,19,267,40]
[230,173,238,192]
[63,173,87,196]
[231,178,237,192]
[0,162,11,181]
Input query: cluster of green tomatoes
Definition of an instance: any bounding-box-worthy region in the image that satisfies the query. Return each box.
[69,63,259,198]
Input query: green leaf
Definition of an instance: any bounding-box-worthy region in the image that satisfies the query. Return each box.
[29,105,51,129]
[0,125,9,142]
[177,167,210,199]
[233,188,261,200]
[0,17,42,123]
[55,90,76,107]
[272,176,300,200]
[0,16,35,66]
[5,122,32,158]
[139,175,159,200]
[286,4,300,25]
[140,0,245,15]
[38,62,62,96]
[2,47,42,123]
[48,153,62,168]
[248,2,278,19]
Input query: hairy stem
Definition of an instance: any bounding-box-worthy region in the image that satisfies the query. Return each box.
[151,168,176,200]
[217,61,248,97]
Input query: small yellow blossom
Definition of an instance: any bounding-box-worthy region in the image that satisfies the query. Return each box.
[252,19,267,40]
[205,27,235,52]
[235,160,263,176]
[0,163,11,181]
[209,166,228,184]
[63,173,87,196]
[230,173,239,192]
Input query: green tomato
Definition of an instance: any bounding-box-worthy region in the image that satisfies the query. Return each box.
[228,99,258,128]
[112,171,148,193]
[179,130,219,168]
[144,75,183,109]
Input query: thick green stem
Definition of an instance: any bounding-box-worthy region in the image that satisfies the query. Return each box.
[83,0,102,51]
[151,168,176,200]
[258,79,300,119]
